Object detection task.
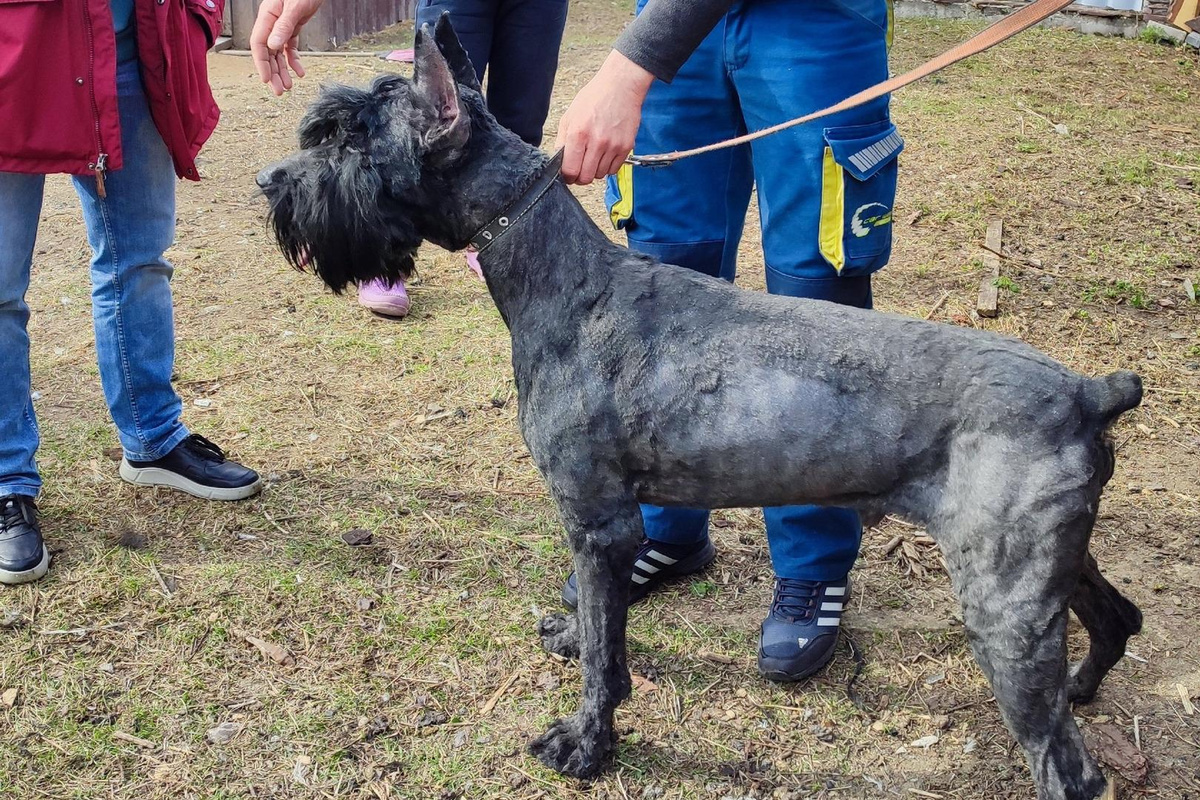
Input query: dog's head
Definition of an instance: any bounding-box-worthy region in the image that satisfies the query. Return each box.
[257,13,487,292]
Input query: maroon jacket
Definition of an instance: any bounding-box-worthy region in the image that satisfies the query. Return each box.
[0,0,224,185]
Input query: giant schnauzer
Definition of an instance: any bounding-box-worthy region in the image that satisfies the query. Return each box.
[258,16,1142,799]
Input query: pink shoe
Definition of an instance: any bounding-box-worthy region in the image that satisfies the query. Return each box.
[357,278,411,318]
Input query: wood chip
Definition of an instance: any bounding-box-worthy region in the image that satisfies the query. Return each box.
[1179,683,1196,716]
[976,219,1004,318]
[240,632,295,666]
[698,650,737,665]
[1083,723,1149,785]
[113,730,156,749]
[1,688,17,708]
[479,672,520,716]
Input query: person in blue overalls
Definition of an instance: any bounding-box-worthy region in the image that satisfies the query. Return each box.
[556,0,902,682]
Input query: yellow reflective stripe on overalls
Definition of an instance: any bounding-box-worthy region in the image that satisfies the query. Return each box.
[610,162,634,229]
[886,0,895,52]
[818,147,846,274]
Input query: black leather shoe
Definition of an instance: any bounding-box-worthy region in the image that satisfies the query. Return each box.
[0,495,50,585]
[120,434,262,501]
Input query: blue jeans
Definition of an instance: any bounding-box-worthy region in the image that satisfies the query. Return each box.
[416,0,568,147]
[0,61,188,499]
[606,0,900,581]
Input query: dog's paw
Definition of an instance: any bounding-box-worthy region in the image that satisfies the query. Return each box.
[528,715,612,778]
[1070,662,1099,700]
[538,612,580,660]
[1067,661,1099,705]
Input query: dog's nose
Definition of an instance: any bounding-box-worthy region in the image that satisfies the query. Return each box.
[256,165,282,190]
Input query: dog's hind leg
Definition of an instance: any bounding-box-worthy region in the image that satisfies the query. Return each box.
[936,445,1110,800]
[529,493,641,779]
[1067,553,1143,704]
[942,528,1108,800]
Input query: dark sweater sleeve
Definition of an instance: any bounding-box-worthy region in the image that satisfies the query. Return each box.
[613,0,735,83]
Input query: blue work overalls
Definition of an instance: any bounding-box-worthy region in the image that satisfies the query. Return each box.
[606,0,902,581]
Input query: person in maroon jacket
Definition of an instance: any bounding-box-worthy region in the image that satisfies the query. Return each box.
[0,0,262,586]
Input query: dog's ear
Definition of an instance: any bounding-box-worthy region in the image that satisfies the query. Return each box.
[413,20,470,152]
[432,12,481,92]
[297,84,370,148]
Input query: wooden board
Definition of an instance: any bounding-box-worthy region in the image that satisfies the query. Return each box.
[1169,0,1200,27]
[975,219,1004,318]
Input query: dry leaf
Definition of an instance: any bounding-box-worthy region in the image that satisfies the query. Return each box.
[292,755,311,786]
[242,632,295,665]
[341,529,373,546]
[631,674,659,693]
[207,721,243,744]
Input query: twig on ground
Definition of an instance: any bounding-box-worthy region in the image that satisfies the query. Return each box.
[1153,161,1200,172]
[479,671,520,716]
[38,622,124,636]
[149,564,174,597]
[924,292,951,320]
[262,511,293,538]
[1179,684,1196,716]
[113,731,156,749]
[844,631,867,710]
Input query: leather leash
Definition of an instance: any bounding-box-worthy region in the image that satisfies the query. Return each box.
[625,0,1077,167]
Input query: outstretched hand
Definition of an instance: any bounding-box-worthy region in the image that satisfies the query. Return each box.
[252,0,325,95]
[556,50,654,185]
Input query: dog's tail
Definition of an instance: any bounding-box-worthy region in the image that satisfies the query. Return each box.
[1081,370,1143,428]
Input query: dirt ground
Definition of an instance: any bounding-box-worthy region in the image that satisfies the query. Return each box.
[2,3,1198,798]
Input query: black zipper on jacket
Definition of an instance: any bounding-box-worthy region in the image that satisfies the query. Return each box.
[81,0,109,198]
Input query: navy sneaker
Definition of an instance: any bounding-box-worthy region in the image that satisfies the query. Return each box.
[0,496,50,586]
[561,537,716,610]
[757,576,850,682]
[120,434,262,501]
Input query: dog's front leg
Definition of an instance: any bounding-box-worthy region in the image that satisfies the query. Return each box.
[529,496,640,779]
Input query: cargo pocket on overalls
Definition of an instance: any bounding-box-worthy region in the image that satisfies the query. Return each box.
[606,163,635,231]
[818,120,903,276]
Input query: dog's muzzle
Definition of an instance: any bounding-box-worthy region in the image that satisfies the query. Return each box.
[256,165,285,190]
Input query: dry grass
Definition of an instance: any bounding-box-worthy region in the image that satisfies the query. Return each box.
[2,4,1198,798]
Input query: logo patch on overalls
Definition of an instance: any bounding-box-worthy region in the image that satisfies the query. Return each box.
[851,202,892,238]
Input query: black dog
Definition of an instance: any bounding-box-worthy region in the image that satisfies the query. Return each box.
[259,17,1143,799]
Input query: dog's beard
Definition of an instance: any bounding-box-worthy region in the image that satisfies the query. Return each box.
[264,158,419,294]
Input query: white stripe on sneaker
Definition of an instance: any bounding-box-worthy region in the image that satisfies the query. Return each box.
[644,550,678,566]
[817,617,841,627]
[634,559,660,575]
[824,586,847,597]
[820,602,844,612]
[631,573,650,585]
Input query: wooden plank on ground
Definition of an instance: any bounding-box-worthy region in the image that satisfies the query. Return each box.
[976,219,1004,318]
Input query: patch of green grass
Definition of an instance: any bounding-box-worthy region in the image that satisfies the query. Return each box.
[993,276,1020,293]
[1138,26,1179,46]
[1082,279,1149,309]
